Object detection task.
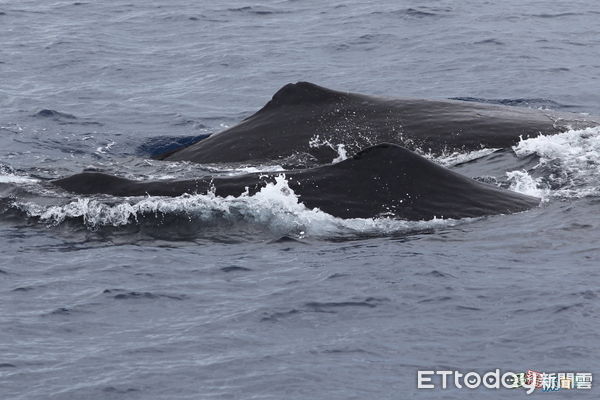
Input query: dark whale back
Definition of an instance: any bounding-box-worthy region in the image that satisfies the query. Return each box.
[54,144,539,220]
[158,82,599,165]
[264,81,348,107]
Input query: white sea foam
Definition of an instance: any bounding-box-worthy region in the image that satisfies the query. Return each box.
[508,126,600,198]
[506,170,549,199]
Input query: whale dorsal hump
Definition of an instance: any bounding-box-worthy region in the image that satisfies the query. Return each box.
[265,82,347,108]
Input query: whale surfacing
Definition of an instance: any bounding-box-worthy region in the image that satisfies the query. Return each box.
[157,82,599,165]
[54,144,539,220]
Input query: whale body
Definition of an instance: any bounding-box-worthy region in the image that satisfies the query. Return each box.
[54,144,539,220]
[157,82,599,166]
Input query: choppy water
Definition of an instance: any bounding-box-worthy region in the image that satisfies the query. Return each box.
[1,1,600,399]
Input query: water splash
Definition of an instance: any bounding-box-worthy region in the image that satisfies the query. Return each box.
[508,126,600,198]
[309,134,349,163]
[506,170,549,199]
[331,144,348,163]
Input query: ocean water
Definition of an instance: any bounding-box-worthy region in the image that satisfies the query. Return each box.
[1,1,600,399]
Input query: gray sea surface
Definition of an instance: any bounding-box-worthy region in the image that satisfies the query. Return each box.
[1,1,599,399]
